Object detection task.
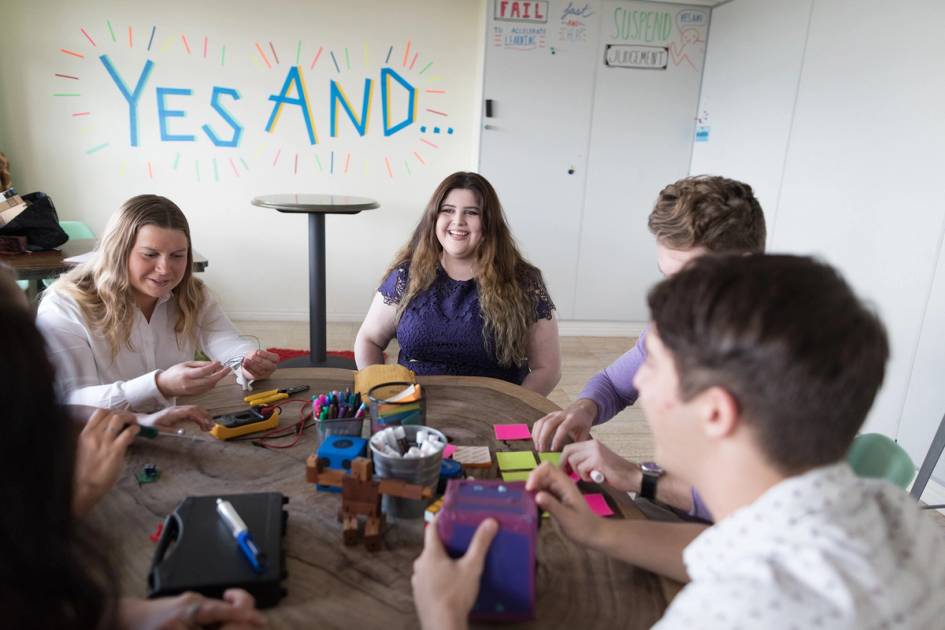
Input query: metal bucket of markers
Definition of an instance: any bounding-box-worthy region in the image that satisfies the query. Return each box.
[367,382,426,434]
[313,390,367,449]
[370,424,445,519]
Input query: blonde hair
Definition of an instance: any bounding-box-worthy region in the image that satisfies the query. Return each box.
[386,172,547,367]
[49,195,204,357]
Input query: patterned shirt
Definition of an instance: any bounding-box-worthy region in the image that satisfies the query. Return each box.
[655,463,945,629]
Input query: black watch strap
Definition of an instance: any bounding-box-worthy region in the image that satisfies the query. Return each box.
[640,463,663,501]
[640,472,659,500]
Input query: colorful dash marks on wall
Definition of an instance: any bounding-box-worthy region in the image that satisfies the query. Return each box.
[54,21,454,181]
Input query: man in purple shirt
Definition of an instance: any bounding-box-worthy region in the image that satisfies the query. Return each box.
[533,175,766,520]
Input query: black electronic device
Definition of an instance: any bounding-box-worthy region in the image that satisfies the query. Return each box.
[148,492,289,608]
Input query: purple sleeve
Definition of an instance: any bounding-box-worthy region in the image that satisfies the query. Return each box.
[689,487,714,522]
[378,265,408,305]
[578,328,648,425]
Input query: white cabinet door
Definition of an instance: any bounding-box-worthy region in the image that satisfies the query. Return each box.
[478,0,604,318]
[575,0,709,321]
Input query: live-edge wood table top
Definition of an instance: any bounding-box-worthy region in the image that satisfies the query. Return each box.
[90,369,675,629]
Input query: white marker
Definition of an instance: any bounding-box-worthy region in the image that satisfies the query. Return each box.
[590,469,606,484]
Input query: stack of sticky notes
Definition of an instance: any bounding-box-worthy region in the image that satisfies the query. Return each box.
[583,493,615,517]
[496,451,538,481]
[494,423,532,441]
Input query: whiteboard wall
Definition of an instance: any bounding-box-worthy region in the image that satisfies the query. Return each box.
[479,0,709,321]
[478,0,604,319]
[574,0,710,321]
[688,0,812,228]
[690,0,945,467]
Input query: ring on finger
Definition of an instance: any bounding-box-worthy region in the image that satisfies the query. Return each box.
[185,600,202,623]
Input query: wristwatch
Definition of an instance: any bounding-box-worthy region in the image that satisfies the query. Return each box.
[639,462,664,501]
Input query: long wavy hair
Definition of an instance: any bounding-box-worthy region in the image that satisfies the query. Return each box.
[386,172,543,367]
[50,195,204,358]
[0,269,118,628]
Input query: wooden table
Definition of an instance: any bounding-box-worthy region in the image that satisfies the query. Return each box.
[91,370,674,629]
[251,194,380,369]
[1,238,209,299]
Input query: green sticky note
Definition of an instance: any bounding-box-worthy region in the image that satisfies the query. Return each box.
[538,452,561,466]
[501,470,532,481]
[496,451,538,471]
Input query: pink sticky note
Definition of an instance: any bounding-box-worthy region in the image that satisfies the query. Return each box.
[443,444,457,459]
[568,470,581,482]
[584,493,615,517]
[494,423,532,441]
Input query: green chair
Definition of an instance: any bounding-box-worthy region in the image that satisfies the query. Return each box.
[847,433,916,489]
[59,220,95,240]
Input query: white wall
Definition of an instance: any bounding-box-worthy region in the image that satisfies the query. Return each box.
[691,0,945,487]
[0,0,485,321]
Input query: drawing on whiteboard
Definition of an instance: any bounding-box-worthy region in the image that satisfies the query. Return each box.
[604,44,668,70]
[55,22,452,181]
[558,1,592,43]
[495,1,549,24]
[611,7,672,43]
[676,9,708,31]
[668,28,704,70]
[494,24,547,51]
[695,125,709,142]
[561,2,593,21]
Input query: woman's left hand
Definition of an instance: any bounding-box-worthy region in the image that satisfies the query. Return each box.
[73,409,139,516]
[241,350,279,381]
[146,405,214,431]
[120,589,266,629]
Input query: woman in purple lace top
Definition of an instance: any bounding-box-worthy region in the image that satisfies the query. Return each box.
[354,172,561,395]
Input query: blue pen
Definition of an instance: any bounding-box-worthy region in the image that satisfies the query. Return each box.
[216,498,265,573]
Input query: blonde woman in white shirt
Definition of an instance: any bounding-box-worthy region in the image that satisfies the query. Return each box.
[38,195,278,412]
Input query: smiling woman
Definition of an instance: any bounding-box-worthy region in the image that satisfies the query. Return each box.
[36,195,278,412]
[354,172,562,396]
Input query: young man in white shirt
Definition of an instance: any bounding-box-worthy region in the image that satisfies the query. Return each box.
[412,253,945,629]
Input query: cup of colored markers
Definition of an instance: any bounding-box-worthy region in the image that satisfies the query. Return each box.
[312,388,367,448]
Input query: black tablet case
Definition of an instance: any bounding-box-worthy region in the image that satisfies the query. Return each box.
[148,492,289,608]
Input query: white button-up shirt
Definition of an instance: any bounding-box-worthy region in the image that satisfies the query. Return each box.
[37,286,256,412]
[656,463,945,630]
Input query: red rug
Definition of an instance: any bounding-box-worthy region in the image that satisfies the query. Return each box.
[268,348,355,362]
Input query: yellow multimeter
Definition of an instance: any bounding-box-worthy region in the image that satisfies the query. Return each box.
[210,408,281,441]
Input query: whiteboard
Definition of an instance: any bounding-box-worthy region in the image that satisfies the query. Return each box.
[574,0,709,321]
[688,0,812,228]
[478,0,604,319]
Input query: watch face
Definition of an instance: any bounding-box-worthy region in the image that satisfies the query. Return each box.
[641,461,664,475]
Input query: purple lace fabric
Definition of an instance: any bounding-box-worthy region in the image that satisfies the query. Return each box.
[378,264,554,384]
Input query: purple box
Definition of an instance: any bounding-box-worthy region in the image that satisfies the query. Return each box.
[436,479,538,622]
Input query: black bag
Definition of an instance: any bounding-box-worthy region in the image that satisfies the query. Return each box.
[0,192,69,251]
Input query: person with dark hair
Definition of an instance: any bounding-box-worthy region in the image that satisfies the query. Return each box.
[37,194,278,413]
[414,254,945,629]
[0,269,266,629]
[354,171,561,395]
[533,175,766,519]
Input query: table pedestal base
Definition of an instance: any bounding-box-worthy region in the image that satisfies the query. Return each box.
[278,353,357,369]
